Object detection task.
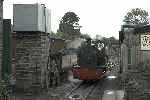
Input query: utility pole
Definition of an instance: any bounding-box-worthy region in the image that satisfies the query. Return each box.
[0,0,3,79]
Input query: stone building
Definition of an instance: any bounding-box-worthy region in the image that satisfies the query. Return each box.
[120,24,150,72]
[119,24,150,100]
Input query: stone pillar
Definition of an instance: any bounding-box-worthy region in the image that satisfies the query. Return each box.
[15,32,49,92]
[0,0,3,80]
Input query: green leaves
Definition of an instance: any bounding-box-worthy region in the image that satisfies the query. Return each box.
[60,12,80,25]
[124,8,149,25]
[58,12,81,39]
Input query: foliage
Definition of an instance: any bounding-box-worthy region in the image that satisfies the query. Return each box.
[49,31,63,39]
[99,37,117,47]
[58,12,81,39]
[94,34,102,40]
[56,31,64,38]
[80,34,91,39]
[101,37,110,47]
[124,8,149,25]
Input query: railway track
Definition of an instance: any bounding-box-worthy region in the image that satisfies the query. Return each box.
[86,79,105,100]
[62,81,100,100]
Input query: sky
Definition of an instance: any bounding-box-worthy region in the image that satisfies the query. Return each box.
[3,0,150,39]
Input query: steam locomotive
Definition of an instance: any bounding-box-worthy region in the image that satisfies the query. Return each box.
[72,38,108,80]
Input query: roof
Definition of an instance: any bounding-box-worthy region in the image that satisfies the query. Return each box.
[49,36,66,41]
[134,25,150,34]
[121,24,137,29]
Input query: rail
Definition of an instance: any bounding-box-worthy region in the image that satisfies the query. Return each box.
[63,81,99,100]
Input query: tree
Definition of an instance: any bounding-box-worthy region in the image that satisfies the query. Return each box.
[94,34,102,40]
[58,12,81,39]
[80,33,90,39]
[101,37,110,47]
[124,8,149,25]
[55,31,65,38]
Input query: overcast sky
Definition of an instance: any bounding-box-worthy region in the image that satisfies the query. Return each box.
[3,0,150,39]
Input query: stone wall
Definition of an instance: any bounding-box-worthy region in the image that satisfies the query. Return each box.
[14,32,49,92]
[122,69,150,100]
